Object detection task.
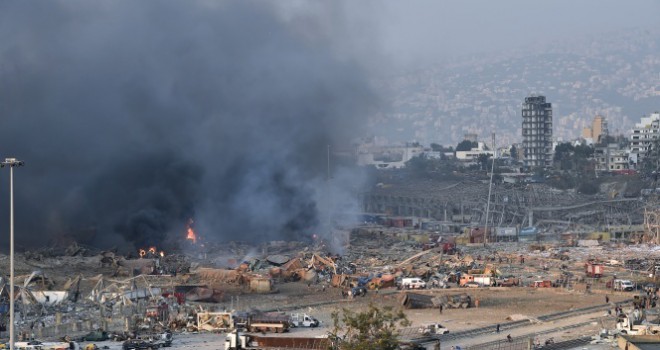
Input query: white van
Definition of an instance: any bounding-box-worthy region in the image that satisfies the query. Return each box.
[614,279,635,291]
[400,278,426,289]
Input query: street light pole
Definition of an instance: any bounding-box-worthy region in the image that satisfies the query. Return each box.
[1,158,24,350]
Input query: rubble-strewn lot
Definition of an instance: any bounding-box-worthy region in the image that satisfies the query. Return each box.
[0,231,659,349]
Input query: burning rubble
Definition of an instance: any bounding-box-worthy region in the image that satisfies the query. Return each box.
[4,220,660,349]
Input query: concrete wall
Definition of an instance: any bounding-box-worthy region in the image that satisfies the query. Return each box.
[618,335,660,350]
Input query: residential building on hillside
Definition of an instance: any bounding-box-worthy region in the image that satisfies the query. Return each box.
[594,143,629,173]
[582,115,608,143]
[629,112,660,168]
[522,95,553,168]
[356,141,424,169]
[455,142,494,162]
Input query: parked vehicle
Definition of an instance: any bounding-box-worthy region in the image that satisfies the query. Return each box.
[13,341,44,350]
[224,331,329,350]
[122,339,158,350]
[290,314,319,328]
[400,278,426,289]
[532,280,553,288]
[613,279,635,291]
[234,312,291,333]
[497,277,520,287]
[462,281,480,288]
[350,286,367,297]
[460,274,493,287]
[137,331,172,348]
[585,263,604,278]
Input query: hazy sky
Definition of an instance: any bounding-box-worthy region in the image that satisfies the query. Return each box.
[365,0,660,67]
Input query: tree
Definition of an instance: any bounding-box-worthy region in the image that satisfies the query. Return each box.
[477,153,491,171]
[405,154,429,175]
[553,142,574,162]
[456,140,477,152]
[597,134,616,146]
[573,144,594,159]
[329,303,411,350]
[577,180,600,195]
[510,145,518,160]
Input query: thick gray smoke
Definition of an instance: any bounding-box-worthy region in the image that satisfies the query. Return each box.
[0,1,375,251]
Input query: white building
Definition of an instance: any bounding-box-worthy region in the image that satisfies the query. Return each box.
[455,142,495,162]
[594,144,629,172]
[356,142,424,169]
[629,112,660,167]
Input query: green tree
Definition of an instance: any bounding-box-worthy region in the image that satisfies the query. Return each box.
[554,143,574,162]
[456,140,477,152]
[329,304,411,350]
[577,180,600,195]
[477,153,491,171]
[405,154,430,175]
[574,144,594,158]
[510,145,518,160]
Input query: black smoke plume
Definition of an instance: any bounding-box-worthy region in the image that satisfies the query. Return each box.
[0,1,376,251]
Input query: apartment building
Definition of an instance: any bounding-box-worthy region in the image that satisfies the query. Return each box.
[582,115,608,143]
[629,112,660,167]
[522,95,553,168]
[594,143,629,172]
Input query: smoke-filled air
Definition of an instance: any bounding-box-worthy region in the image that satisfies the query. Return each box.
[0,1,376,251]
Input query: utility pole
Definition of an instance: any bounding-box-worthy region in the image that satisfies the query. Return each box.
[1,158,24,350]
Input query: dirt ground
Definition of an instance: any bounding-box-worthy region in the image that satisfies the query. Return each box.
[221,279,624,336]
[0,240,649,349]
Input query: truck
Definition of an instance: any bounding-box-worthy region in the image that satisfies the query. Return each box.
[290,313,320,327]
[532,280,553,288]
[497,277,520,287]
[460,274,493,287]
[585,263,604,278]
[224,331,329,350]
[234,312,290,333]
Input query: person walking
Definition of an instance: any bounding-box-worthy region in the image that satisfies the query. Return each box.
[439,304,443,314]
[606,295,610,303]
[507,334,512,342]
[496,324,500,333]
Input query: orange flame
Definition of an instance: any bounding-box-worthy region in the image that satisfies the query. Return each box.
[138,247,165,258]
[187,227,197,243]
[186,218,197,244]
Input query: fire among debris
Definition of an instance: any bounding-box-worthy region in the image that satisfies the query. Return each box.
[186,219,197,244]
[139,246,165,259]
